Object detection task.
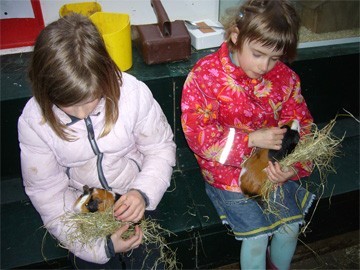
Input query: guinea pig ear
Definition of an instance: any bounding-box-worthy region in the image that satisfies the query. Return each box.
[83,185,90,195]
[290,119,300,133]
[115,193,122,202]
[282,120,300,133]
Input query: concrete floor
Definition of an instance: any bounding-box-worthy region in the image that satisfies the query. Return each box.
[291,230,359,270]
[292,243,359,269]
[218,230,359,270]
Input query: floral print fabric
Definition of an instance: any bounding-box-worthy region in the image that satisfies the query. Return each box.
[181,42,313,192]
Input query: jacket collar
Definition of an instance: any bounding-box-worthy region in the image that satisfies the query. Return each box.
[218,42,272,87]
[53,98,105,126]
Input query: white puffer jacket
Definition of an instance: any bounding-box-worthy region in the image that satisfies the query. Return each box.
[18,72,176,263]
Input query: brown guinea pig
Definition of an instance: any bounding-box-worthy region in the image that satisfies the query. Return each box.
[239,120,300,198]
[73,185,121,213]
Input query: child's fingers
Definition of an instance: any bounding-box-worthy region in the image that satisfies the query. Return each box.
[112,224,143,252]
[267,162,284,183]
[123,226,143,249]
[131,226,143,248]
[266,162,278,182]
[118,206,144,222]
[114,195,134,219]
[114,203,130,219]
[267,162,296,183]
[114,191,145,221]
[113,223,130,237]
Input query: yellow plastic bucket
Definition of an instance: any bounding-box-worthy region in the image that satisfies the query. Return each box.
[90,12,132,71]
[59,4,132,71]
[59,2,102,17]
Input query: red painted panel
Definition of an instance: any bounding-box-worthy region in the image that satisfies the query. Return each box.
[0,0,45,49]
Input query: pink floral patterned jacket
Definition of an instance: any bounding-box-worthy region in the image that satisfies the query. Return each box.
[181,42,313,192]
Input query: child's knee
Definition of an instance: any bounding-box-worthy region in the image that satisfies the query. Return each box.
[277,223,299,238]
[241,237,268,269]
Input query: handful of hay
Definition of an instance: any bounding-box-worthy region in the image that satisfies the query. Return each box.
[60,208,178,269]
[261,118,344,202]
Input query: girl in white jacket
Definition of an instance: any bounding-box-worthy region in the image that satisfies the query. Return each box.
[18,13,176,268]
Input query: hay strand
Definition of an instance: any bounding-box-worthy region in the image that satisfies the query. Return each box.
[281,120,342,176]
[59,208,179,269]
[261,118,344,201]
[258,117,345,219]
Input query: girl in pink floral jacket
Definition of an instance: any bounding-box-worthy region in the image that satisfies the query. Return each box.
[181,1,314,269]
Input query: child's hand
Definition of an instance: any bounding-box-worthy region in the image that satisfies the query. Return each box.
[111,224,143,253]
[265,161,296,184]
[113,190,145,222]
[248,127,287,150]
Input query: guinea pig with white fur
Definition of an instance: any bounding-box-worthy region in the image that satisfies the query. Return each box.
[73,185,121,213]
[239,120,300,198]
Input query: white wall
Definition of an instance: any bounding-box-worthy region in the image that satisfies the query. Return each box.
[0,0,219,54]
[40,0,219,26]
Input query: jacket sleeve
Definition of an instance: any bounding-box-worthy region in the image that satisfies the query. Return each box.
[128,81,176,210]
[278,73,314,179]
[18,116,110,264]
[181,70,253,168]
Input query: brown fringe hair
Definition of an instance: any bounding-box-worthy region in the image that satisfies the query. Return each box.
[223,0,300,62]
[28,13,122,141]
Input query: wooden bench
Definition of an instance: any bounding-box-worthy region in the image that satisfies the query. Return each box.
[1,43,359,269]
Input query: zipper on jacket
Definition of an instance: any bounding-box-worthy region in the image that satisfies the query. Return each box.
[84,117,112,191]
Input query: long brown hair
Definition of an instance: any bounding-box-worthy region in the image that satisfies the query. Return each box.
[28,13,122,141]
[223,0,300,62]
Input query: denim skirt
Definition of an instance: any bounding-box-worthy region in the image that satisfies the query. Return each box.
[205,180,315,240]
